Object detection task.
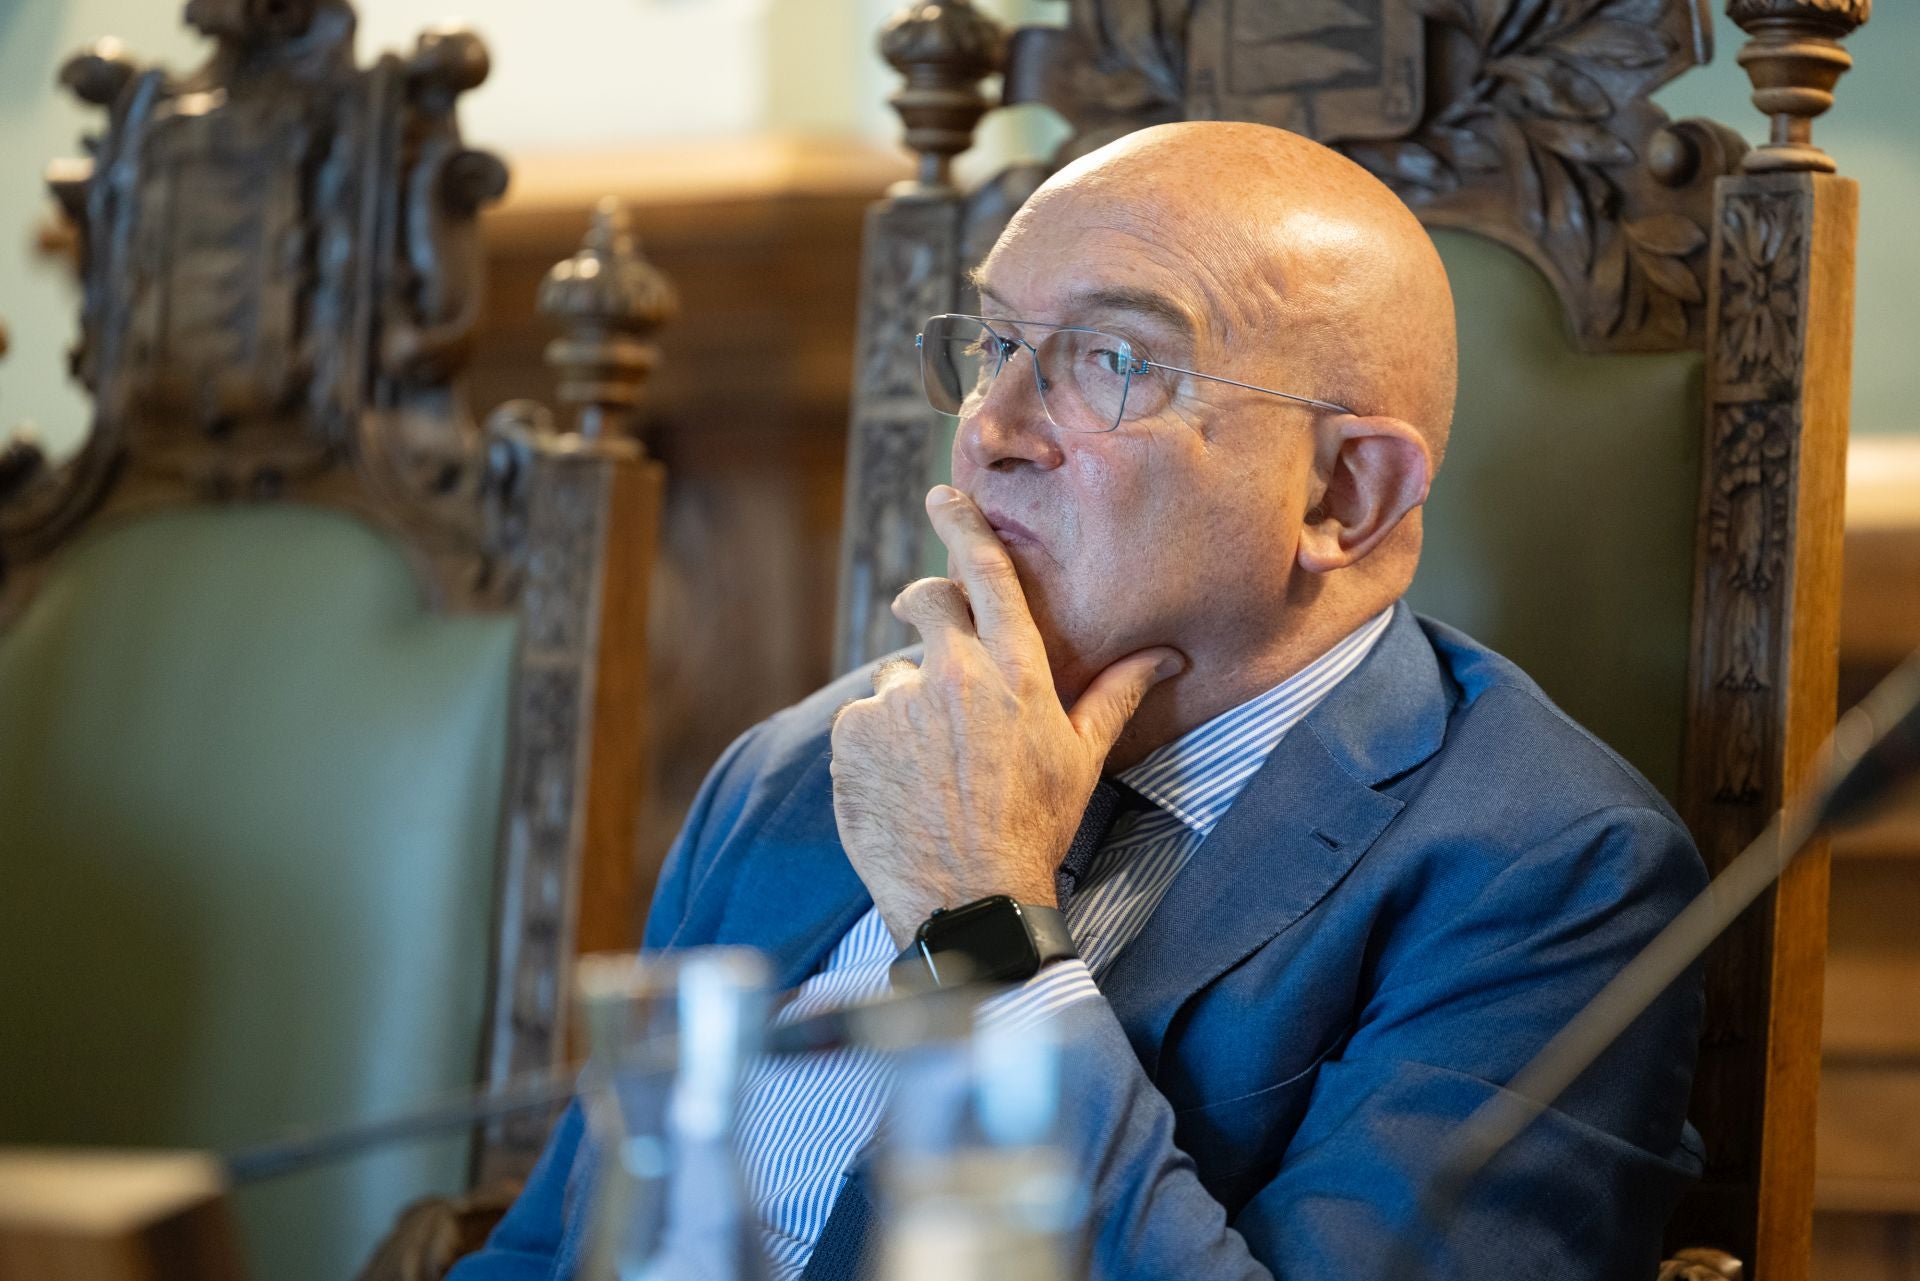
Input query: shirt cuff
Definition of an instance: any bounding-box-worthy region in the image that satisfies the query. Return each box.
[975,959,1102,1033]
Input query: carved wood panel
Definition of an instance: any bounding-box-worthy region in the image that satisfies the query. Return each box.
[476,450,613,1182]
[835,197,971,671]
[1675,168,1858,1280]
[0,3,518,621]
[1009,0,1744,354]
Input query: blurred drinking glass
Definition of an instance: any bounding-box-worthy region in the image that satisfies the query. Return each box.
[875,1013,1086,1281]
[575,948,773,1281]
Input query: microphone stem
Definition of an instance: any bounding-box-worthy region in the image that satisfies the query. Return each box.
[220,984,974,1186]
[224,1070,579,1186]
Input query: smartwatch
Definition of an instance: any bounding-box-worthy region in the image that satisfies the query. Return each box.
[890,895,1078,993]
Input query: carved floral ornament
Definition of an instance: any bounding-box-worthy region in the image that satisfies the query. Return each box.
[934,0,1747,354]
[0,0,534,617]
[1344,0,1725,348]
[1717,191,1805,386]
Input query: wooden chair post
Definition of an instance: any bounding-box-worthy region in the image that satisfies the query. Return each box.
[475,201,674,1184]
[1673,2,1869,1277]
[834,0,1002,671]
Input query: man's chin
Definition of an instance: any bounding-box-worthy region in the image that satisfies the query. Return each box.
[1032,623,1119,706]
[1012,577,1128,698]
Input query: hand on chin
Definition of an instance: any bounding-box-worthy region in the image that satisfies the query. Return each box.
[827,486,1184,946]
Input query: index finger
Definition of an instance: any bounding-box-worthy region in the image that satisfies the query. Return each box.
[891,576,976,666]
[925,485,1047,668]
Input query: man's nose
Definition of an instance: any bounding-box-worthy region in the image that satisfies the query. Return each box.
[956,354,1065,473]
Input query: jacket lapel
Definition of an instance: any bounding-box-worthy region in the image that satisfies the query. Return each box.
[1101,604,1454,1071]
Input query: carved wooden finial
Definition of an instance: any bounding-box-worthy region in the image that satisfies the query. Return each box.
[1728,0,1871,173]
[536,198,678,441]
[56,38,137,107]
[408,24,492,113]
[879,0,1004,194]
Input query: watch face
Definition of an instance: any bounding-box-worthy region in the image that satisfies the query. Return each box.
[922,895,1041,986]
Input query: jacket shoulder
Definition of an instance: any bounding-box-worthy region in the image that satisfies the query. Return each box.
[740,652,908,776]
[1414,613,1689,833]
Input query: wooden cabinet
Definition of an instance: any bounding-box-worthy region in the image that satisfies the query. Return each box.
[472,138,907,923]
[1816,436,1920,1279]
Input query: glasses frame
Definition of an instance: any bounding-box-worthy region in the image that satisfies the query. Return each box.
[916,313,1354,433]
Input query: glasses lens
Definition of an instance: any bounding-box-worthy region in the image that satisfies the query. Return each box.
[919,318,1143,433]
[920,316,1001,417]
[1034,328,1136,433]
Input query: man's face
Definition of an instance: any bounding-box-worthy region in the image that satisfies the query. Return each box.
[952,187,1321,698]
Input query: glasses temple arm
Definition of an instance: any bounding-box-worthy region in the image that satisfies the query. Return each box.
[1147,362,1353,416]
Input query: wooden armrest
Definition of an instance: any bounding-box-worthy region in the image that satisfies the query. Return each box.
[1659,1248,1744,1281]
[355,1180,524,1281]
[0,1148,245,1281]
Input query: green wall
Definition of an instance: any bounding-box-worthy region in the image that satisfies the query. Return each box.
[1656,4,1918,437]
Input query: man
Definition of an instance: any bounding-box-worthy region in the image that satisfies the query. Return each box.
[453,121,1705,1280]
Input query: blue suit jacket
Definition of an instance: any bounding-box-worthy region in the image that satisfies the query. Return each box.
[451,605,1707,1281]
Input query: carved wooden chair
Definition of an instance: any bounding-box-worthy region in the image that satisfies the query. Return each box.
[836,2,1866,1278]
[0,5,669,1281]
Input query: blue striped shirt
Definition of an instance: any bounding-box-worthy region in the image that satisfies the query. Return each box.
[735,609,1394,1277]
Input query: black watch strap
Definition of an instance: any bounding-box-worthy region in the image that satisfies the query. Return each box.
[1021,904,1076,967]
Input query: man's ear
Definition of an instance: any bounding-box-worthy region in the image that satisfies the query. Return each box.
[1296,416,1432,575]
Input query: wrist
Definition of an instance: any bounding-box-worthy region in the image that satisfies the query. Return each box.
[884,880,1058,946]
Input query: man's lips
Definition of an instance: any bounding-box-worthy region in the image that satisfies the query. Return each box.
[982,512,1044,549]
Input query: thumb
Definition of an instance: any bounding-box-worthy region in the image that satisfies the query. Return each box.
[1067,648,1186,753]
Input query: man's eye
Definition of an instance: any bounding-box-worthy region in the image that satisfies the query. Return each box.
[1090,347,1134,376]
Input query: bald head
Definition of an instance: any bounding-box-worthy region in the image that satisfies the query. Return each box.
[954,121,1458,753]
[1001,122,1457,463]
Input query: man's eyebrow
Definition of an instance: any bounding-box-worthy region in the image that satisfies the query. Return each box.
[969,271,1194,340]
[969,269,1010,313]
[1068,286,1195,338]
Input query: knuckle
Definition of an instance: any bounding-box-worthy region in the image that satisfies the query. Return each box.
[870,657,920,694]
[894,577,968,626]
[889,580,928,618]
[831,697,873,736]
[895,576,947,606]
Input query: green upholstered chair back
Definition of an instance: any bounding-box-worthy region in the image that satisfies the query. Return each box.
[0,7,672,1274]
[1407,232,1704,797]
[0,505,516,1281]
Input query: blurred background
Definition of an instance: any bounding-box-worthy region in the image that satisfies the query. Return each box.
[1,1,1916,1278]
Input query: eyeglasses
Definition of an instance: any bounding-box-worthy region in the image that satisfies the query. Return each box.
[915,313,1352,434]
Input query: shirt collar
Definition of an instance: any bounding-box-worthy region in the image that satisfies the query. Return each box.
[1116,608,1395,837]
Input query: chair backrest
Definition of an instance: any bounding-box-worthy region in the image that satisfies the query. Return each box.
[833,2,1867,1278]
[0,4,671,1278]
